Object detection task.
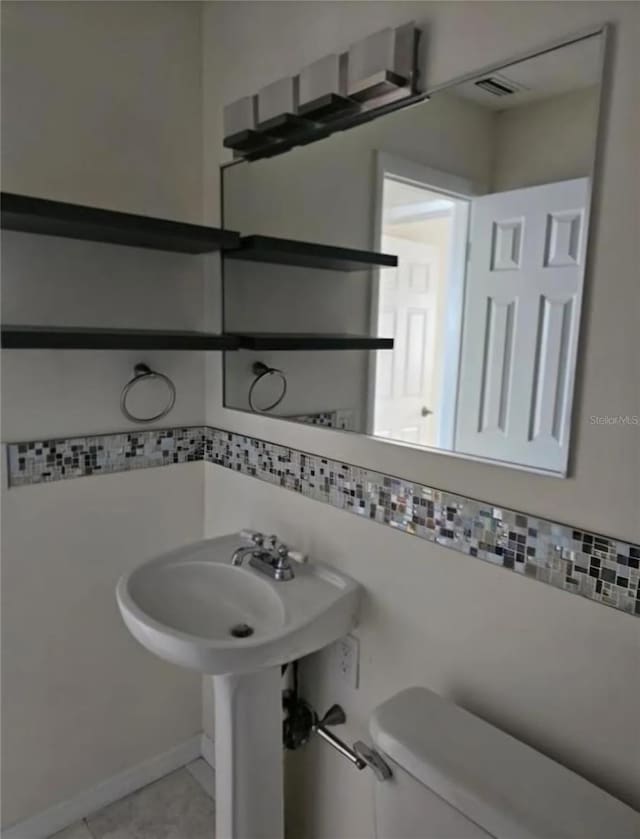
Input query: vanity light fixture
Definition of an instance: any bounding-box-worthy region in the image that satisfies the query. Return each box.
[223,94,282,154]
[298,53,360,122]
[256,75,317,138]
[347,22,420,106]
[222,23,422,159]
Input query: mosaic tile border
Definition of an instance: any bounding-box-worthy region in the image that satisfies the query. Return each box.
[285,409,355,430]
[6,427,204,486]
[6,425,640,617]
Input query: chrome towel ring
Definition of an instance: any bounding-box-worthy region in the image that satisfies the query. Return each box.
[120,363,176,424]
[248,361,287,412]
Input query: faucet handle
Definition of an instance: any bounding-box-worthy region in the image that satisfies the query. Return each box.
[240,529,264,546]
[287,549,308,564]
[277,542,308,564]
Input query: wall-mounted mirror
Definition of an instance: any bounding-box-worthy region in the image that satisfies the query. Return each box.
[222,32,605,476]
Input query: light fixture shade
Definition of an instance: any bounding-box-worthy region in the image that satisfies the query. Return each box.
[223,95,257,139]
[348,28,394,86]
[297,53,360,122]
[222,21,422,157]
[257,77,296,125]
[393,22,419,80]
[347,23,418,104]
[299,54,342,106]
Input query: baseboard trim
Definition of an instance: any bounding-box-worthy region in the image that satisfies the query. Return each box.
[200,732,215,769]
[2,735,202,839]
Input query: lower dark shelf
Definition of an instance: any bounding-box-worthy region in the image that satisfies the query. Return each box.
[232,333,394,351]
[2,326,394,352]
[1,326,240,351]
[224,235,398,272]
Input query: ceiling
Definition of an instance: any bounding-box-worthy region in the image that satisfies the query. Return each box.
[449,34,602,111]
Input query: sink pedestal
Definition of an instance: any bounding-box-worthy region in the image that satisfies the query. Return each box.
[212,667,284,839]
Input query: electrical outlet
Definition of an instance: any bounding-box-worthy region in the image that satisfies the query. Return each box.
[333,634,359,689]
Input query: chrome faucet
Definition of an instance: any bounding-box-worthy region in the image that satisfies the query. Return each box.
[231,531,306,582]
[230,544,261,568]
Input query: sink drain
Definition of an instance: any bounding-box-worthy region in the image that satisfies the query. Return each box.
[230,623,254,639]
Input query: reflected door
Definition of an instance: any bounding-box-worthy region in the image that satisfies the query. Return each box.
[455,177,589,472]
[374,235,439,444]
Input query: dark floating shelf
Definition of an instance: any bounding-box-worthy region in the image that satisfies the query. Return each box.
[224,235,398,272]
[232,332,394,351]
[1,326,240,351]
[2,326,393,351]
[1,193,240,254]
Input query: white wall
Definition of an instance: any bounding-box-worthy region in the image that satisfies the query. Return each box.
[202,1,640,833]
[1,463,204,827]
[1,1,207,827]
[492,86,600,191]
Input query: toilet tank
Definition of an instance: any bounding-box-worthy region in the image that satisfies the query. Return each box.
[370,688,640,839]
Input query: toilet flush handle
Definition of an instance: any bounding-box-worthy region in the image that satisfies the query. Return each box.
[311,703,392,782]
[354,741,393,781]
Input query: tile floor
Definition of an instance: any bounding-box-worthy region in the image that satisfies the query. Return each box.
[49,760,215,839]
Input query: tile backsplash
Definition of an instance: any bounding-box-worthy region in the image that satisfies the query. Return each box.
[7,427,203,485]
[6,425,639,617]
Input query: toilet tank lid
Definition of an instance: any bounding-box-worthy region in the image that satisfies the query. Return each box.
[370,688,640,839]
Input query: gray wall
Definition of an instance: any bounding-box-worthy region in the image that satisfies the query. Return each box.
[1,1,206,826]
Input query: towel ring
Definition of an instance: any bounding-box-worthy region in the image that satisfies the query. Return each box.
[248,361,287,413]
[120,363,176,424]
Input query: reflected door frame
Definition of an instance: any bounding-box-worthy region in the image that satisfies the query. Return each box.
[368,152,478,447]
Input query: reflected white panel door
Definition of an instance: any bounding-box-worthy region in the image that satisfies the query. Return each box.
[455,177,589,473]
[374,235,439,444]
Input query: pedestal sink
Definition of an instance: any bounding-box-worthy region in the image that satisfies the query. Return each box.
[116,532,361,839]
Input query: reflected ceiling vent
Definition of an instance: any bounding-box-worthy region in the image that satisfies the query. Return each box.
[474,74,526,97]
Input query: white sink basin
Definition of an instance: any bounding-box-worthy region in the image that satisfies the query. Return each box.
[116,533,361,675]
[117,531,361,839]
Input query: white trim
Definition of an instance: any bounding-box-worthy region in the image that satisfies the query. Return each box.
[365,152,387,434]
[2,736,202,839]
[438,198,469,450]
[200,732,215,769]
[376,152,479,200]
